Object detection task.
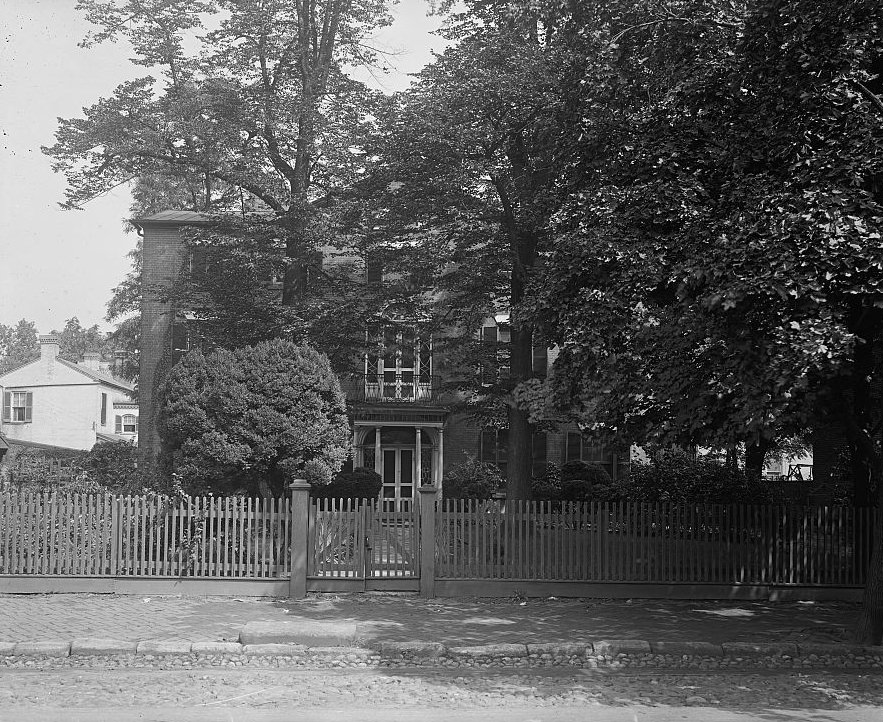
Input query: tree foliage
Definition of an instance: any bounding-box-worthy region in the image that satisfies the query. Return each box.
[159,339,350,496]
[0,320,39,375]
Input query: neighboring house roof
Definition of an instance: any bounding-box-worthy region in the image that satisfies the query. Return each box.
[0,356,134,395]
[0,432,9,452]
[55,358,134,394]
[134,210,213,225]
[96,432,135,444]
[4,438,86,455]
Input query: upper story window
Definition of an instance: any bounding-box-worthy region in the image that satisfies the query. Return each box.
[2,390,33,423]
[364,326,433,401]
[481,319,548,383]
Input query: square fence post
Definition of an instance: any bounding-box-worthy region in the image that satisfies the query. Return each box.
[418,485,438,597]
[288,479,311,598]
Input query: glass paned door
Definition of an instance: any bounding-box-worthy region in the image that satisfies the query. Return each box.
[381,448,414,511]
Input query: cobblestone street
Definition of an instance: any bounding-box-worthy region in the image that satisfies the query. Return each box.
[0,666,880,720]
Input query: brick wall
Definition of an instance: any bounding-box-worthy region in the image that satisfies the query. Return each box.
[138,223,188,470]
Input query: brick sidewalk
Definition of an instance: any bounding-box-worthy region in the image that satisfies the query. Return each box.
[1,593,859,645]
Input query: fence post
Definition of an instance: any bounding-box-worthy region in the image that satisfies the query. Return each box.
[418,485,438,597]
[288,479,311,598]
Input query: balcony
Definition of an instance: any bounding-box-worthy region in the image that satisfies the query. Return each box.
[341,373,441,403]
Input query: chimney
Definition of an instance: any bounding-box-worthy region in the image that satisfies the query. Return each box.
[39,334,59,362]
[113,350,127,377]
[82,352,101,371]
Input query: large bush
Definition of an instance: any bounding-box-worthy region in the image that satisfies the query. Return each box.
[312,466,382,501]
[596,448,771,503]
[160,339,350,496]
[82,440,141,493]
[443,457,504,499]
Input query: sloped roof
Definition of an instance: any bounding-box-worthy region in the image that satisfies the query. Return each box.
[96,432,136,444]
[55,358,134,393]
[134,210,212,224]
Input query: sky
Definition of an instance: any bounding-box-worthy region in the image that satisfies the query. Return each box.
[0,0,445,335]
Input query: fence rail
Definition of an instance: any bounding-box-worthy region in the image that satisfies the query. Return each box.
[0,492,292,579]
[436,500,877,586]
[0,491,876,596]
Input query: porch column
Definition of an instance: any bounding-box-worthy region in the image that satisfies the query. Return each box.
[436,427,444,493]
[415,427,422,486]
[374,426,382,475]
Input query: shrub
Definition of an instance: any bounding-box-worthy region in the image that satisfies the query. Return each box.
[83,440,141,492]
[597,447,771,503]
[160,339,350,497]
[312,466,382,500]
[531,463,561,500]
[443,457,504,499]
[559,461,612,501]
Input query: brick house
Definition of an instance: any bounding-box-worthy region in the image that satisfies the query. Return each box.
[134,211,624,503]
[0,335,137,451]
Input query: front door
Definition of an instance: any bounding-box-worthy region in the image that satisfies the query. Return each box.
[381,448,414,511]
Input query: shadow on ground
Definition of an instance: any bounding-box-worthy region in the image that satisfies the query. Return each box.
[270,594,859,646]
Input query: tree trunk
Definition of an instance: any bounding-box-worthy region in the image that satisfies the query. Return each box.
[744,439,770,479]
[855,505,883,644]
[507,322,534,499]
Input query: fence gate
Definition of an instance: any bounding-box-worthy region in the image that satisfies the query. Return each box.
[308,499,420,591]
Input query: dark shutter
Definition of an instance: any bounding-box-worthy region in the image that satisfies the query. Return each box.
[366,256,383,284]
[532,431,547,476]
[115,415,122,433]
[566,432,582,462]
[24,392,32,422]
[480,429,496,465]
[2,391,10,422]
[100,393,107,426]
[532,346,548,377]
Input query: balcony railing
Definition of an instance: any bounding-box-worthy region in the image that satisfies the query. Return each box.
[341,373,440,403]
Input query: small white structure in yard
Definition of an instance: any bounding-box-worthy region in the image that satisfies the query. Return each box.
[0,335,137,451]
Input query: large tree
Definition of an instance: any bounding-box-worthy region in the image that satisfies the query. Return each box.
[360,1,565,497]
[528,0,883,642]
[45,0,395,308]
[0,320,39,375]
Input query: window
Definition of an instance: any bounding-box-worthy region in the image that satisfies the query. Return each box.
[480,428,547,477]
[2,391,33,423]
[480,427,509,477]
[364,325,432,401]
[566,432,619,479]
[481,322,548,382]
[100,393,107,426]
[481,324,510,383]
[115,414,138,434]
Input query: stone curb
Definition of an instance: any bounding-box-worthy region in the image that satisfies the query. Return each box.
[1,638,881,668]
[71,638,138,656]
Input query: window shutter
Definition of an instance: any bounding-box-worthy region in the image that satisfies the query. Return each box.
[100,393,107,426]
[480,429,496,465]
[566,432,582,462]
[366,256,383,284]
[24,392,33,422]
[2,391,10,422]
[115,415,122,433]
[532,346,548,378]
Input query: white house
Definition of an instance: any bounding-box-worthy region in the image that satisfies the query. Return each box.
[0,335,137,451]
